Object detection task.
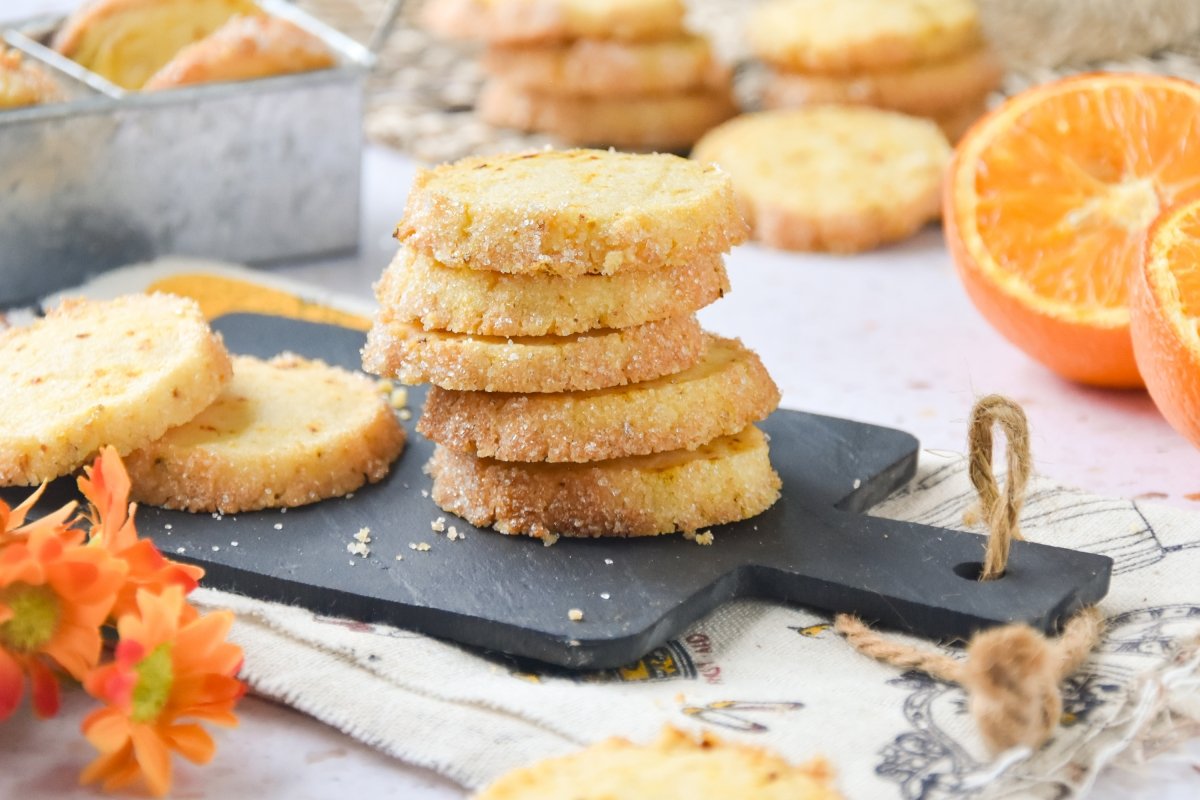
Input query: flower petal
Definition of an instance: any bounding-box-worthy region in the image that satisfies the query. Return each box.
[130,723,173,798]
[81,707,130,749]
[0,648,25,721]
[163,723,215,765]
[80,741,135,788]
[28,656,60,718]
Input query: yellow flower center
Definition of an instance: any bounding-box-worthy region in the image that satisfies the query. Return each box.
[0,584,60,653]
[132,643,175,722]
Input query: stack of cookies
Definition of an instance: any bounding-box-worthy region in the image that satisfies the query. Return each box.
[422,0,737,150]
[363,149,783,543]
[748,0,1003,141]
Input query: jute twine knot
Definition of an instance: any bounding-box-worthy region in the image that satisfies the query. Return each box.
[834,395,1103,754]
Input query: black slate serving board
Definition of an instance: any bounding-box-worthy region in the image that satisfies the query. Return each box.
[5,314,1112,669]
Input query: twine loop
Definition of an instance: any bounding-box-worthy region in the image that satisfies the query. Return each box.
[834,395,1103,754]
[967,394,1031,580]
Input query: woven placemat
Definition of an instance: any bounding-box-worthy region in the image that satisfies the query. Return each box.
[296,0,1200,163]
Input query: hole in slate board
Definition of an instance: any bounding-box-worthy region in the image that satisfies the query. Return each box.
[953,561,1003,581]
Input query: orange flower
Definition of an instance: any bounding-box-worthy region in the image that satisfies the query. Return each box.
[78,447,204,621]
[1,483,79,545]
[81,586,244,797]
[0,522,127,720]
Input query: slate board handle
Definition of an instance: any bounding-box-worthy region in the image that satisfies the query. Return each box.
[745,508,1113,643]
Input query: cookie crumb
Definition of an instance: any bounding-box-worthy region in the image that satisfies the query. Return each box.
[604,558,613,565]
[600,592,611,600]
[421,489,429,498]
[395,554,404,561]
[409,542,431,552]
[398,408,413,421]
[542,531,560,547]
[431,517,446,532]
[389,387,408,409]
[354,527,372,543]
[347,541,370,557]
[274,522,283,530]
[211,545,220,552]
[567,608,584,622]
[176,547,185,554]
[230,541,238,547]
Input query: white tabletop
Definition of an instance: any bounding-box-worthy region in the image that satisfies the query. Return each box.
[2,1,1199,794]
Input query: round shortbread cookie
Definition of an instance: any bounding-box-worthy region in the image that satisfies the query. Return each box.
[419,335,779,462]
[748,0,981,74]
[478,80,738,150]
[692,107,951,253]
[123,354,406,513]
[0,294,232,486]
[1,46,64,108]
[421,0,684,44]
[143,14,336,91]
[362,314,703,393]
[395,149,747,277]
[52,0,259,90]
[761,47,1002,116]
[428,425,781,540]
[483,34,729,96]
[375,246,729,337]
[476,727,841,800]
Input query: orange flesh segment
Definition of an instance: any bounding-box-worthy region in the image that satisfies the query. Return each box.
[1151,207,1200,345]
[971,80,1200,320]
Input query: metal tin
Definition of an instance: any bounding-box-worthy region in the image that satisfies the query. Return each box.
[0,0,375,305]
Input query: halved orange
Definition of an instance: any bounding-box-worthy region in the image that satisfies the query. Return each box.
[945,73,1200,387]
[1132,197,1200,448]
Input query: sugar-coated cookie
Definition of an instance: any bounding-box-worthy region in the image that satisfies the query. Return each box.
[418,335,779,462]
[762,47,1002,116]
[692,107,951,253]
[0,294,231,486]
[375,246,728,337]
[143,14,335,91]
[363,314,704,393]
[124,353,405,513]
[474,727,841,799]
[422,0,685,44]
[53,0,259,89]
[484,34,728,96]
[429,425,781,541]
[478,79,737,150]
[748,0,981,74]
[396,149,747,276]
[1,46,65,108]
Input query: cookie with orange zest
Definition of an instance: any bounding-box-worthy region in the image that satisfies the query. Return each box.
[476,725,842,799]
[123,354,406,513]
[0,293,232,486]
[82,586,244,798]
[945,73,1200,387]
[363,314,704,393]
[0,517,127,720]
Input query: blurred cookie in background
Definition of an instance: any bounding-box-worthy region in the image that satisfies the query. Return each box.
[0,45,65,109]
[422,0,736,151]
[693,107,951,253]
[143,14,336,91]
[749,0,1001,140]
